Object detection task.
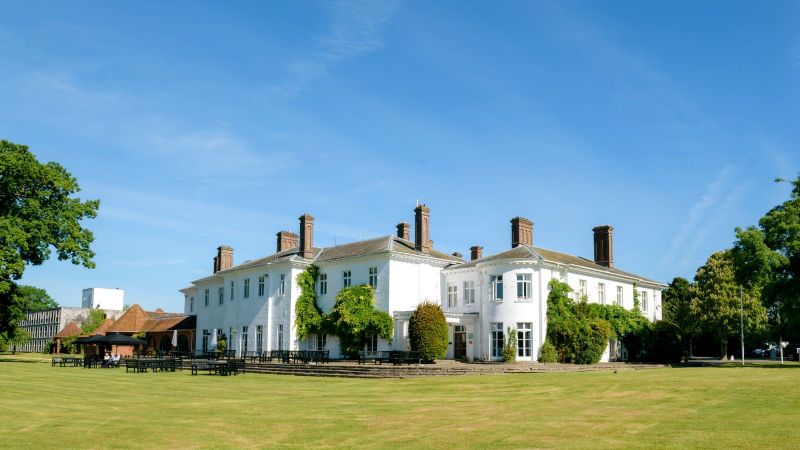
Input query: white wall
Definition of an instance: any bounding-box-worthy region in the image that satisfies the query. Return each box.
[82,288,124,310]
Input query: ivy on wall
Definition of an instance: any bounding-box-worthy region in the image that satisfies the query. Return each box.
[544,280,650,364]
[295,264,323,340]
[295,266,393,357]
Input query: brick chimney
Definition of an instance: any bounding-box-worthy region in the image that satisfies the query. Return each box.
[276,231,299,253]
[414,204,431,254]
[215,246,233,273]
[593,225,614,268]
[511,217,533,248]
[396,222,411,241]
[470,245,483,261]
[299,214,314,259]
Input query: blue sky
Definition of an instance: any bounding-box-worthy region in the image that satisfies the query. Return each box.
[2,1,798,311]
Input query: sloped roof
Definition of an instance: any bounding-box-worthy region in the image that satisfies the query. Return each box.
[89,318,116,336]
[106,304,192,333]
[55,322,82,338]
[448,244,662,284]
[190,236,462,284]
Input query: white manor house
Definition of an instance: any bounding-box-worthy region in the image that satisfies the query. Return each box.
[181,206,664,362]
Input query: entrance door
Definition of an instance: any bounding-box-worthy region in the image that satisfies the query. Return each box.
[454,325,467,360]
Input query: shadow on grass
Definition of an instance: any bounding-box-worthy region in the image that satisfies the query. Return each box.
[0,358,47,364]
[671,361,800,369]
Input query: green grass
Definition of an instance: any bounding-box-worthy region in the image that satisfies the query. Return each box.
[2,354,799,449]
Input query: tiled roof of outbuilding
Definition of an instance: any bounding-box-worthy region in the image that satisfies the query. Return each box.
[55,322,82,338]
[106,304,192,333]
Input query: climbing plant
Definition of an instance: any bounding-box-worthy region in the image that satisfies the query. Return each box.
[328,285,393,358]
[295,264,323,340]
[545,280,650,364]
[632,282,641,311]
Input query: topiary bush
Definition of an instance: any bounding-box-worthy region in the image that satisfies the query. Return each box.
[539,340,558,363]
[409,302,448,362]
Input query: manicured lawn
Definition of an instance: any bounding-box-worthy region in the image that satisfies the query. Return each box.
[1,354,799,448]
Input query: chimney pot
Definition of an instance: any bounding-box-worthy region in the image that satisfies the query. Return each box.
[396,222,411,241]
[470,245,483,261]
[592,225,614,268]
[414,204,432,254]
[216,246,234,272]
[511,217,533,248]
[299,214,314,259]
[276,231,299,253]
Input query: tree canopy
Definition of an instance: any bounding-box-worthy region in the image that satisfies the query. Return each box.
[662,277,698,351]
[0,140,98,341]
[694,250,767,358]
[408,302,448,361]
[732,174,800,343]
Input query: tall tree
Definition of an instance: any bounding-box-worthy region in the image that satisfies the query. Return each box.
[662,277,698,354]
[0,140,99,343]
[732,175,800,343]
[694,250,766,359]
[15,285,58,312]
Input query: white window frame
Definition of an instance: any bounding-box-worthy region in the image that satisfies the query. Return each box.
[343,270,352,287]
[204,289,209,306]
[463,281,475,305]
[189,297,194,312]
[218,287,224,305]
[317,333,327,350]
[256,325,263,353]
[241,326,248,354]
[516,273,532,301]
[491,322,504,358]
[517,322,532,358]
[243,278,250,299]
[230,281,235,300]
[258,275,265,297]
[490,275,503,302]
[279,274,286,296]
[318,273,328,295]
[579,279,588,298]
[616,285,623,305]
[641,291,649,312]
[598,283,605,305]
[368,267,378,289]
[277,324,284,350]
[447,284,458,308]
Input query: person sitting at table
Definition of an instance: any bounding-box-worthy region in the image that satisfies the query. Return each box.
[101,352,111,368]
[111,354,121,367]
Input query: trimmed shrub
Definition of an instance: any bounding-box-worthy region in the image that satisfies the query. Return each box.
[539,340,558,363]
[409,302,448,362]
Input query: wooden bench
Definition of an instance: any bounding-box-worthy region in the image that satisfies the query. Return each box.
[51,357,63,367]
[358,351,391,365]
[389,351,423,365]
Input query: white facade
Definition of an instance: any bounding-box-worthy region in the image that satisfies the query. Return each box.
[439,249,664,363]
[182,212,665,362]
[183,235,455,358]
[82,287,125,310]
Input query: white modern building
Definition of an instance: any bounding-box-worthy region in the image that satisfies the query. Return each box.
[81,287,125,310]
[182,206,664,362]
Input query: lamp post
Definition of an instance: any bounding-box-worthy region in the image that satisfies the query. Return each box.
[739,286,745,366]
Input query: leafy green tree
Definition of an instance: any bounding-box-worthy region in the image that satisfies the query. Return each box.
[662,277,698,354]
[408,302,448,361]
[694,250,767,359]
[732,175,800,343]
[15,285,57,312]
[0,140,98,343]
[81,309,106,334]
[328,285,392,357]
